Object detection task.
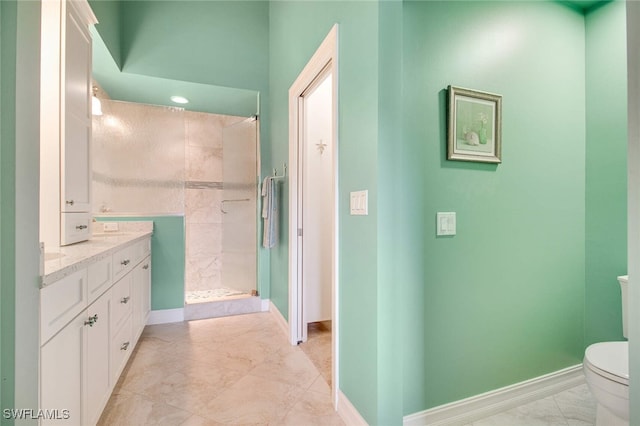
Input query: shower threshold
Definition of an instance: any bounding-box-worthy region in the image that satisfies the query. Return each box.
[185,287,257,305]
[184,288,262,321]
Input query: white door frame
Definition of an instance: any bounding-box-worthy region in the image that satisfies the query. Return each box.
[627,2,640,421]
[288,24,339,407]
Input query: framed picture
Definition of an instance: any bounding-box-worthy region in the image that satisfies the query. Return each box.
[447,86,502,164]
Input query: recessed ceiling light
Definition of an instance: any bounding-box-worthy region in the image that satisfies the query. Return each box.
[170,95,189,104]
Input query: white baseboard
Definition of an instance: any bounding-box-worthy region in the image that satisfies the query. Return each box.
[404,364,585,426]
[269,300,289,338]
[147,308,184,325]
[337,390,369,426]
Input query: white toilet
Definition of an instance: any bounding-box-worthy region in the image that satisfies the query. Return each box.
[583,275,629,426]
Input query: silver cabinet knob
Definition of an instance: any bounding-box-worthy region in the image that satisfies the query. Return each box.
[76,225,88,230]
[142,264,149,270]
[84,314,98,327]
[65,200,74,206]
[120,342,130,351]
[120,259,130,266]
[121,296,130,304]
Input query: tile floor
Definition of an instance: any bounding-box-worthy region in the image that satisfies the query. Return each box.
[464,383,596,426]
[99,312,597,426]
[98,312,344,425]
[299,321,332,387]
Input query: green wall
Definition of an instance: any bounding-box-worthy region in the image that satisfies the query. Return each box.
[89,0,122,68]
[90,0,268,115]
[91,25,259,118]
[1,0,41,421]
[403,1,587,412]
[269,2,385,423]
[377,2,404,423]
[267,0,614,421]
[95,216,186,310]
[120,1,268,92]
[90,0,265,118]
[584,0,628,345]
[0,1,17,418]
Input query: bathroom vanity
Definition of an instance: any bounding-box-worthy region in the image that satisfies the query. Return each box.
[37,2,145,423]
[40,226,152,425]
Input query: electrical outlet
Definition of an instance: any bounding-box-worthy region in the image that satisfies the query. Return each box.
[103,222,119,232]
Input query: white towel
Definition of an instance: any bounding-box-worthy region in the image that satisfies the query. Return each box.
[262,177,279,248]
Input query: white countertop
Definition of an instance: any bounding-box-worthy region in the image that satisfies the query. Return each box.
[42,230,152,287]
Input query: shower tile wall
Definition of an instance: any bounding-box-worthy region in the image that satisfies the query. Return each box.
[185,112,244,293]
[92,101,185,215]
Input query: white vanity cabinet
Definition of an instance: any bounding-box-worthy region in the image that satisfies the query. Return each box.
[40,0,97,247]
[40,235,151,426]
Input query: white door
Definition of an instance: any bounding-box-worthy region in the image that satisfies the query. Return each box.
[288,25,338,405]
[301,72,333,331]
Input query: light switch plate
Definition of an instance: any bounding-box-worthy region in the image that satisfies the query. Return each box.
[350,190,368,215]
[436,212,456,236]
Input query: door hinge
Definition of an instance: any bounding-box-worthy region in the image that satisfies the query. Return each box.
[298,228,303,237]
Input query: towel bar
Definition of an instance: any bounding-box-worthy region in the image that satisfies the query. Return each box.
[221,198,251,214]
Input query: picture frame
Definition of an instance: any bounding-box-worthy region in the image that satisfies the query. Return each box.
[447,85,502,164]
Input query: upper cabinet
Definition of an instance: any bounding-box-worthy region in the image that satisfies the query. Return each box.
[62,1,93,214]
[40,0,97,248]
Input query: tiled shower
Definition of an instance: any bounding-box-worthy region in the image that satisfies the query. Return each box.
[92,99,258,311]
[183,111,258,304]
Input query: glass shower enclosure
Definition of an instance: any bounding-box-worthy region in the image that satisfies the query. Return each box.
[92,99,259,309]
[220,118,259,297]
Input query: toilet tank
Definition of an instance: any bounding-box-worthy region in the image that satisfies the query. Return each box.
[618,275,628,338]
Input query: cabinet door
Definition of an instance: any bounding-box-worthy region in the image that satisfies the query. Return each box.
[85,295,111,426]
[61,0,92,213]
[110,316,133,385]
[133,256,151,343]
[111,273,133,334]
[40,313,85,425]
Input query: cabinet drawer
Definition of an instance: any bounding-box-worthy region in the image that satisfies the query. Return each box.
[110,273,132,333]
[130,238,151,266]
[110,315,133,385]
[61,212,91,245]
[87,255,112,304]
[41,269,88,344]
[113,245,134,282]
